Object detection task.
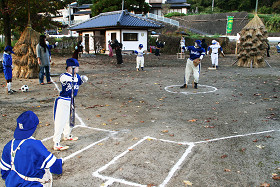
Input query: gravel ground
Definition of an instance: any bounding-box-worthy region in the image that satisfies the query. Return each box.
[0,51,279,187]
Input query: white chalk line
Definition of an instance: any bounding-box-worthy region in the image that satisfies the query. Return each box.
[37,78,116,163]
[193,129,276,144]
[92,130,278,187]
[164,84,218,95]
[50,77,278,186]
[62,136,109,162]
[159,143,194,187]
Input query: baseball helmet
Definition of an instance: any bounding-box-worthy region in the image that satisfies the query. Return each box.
[212,40,217,44]
[4,46,14,54]
[194,40,202,48]
[66,58,79,68]
[139,44,143,48]
[14,111,39,139]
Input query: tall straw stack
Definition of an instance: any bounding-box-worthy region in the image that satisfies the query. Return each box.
[12,27,40,78]
[237,14,268,68]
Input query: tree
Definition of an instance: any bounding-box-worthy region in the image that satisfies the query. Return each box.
[91,0,150,17]
[0,0,72,46]
[77,0,92,6]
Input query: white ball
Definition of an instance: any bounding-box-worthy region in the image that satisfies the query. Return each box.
[21,85,29,92]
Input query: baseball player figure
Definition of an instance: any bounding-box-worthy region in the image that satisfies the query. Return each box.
[1,111,63,186]
[53,58,88,151]
[180,36,185,53]
[180,40,206,89]
[134,44,146,71]
[207,40,224,69]
[2,46,16,94]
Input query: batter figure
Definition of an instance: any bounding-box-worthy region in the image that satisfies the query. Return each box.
[53,58,88,151]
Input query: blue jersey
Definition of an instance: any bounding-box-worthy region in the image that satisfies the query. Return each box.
[1,138,62,186]
[2,52,13,80]
[186,46,206,60]
[59,72,82,98]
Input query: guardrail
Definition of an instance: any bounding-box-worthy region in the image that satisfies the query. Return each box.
[137,13,179,27]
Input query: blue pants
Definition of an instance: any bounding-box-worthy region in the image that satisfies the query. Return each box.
[39,66,50,84]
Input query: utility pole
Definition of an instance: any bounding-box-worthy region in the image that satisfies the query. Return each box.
[255,0,258,14]
[68,4,72,37]
[212,0,214,12]
[122,0,124,11]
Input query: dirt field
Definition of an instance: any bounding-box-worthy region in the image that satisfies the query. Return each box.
[0,50,279,187]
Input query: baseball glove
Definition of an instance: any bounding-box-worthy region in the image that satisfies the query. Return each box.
[193,58,201,67]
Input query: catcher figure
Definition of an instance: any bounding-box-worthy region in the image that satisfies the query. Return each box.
[181,40,205,89]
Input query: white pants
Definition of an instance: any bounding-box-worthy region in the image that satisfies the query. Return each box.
[211,53,219,66]
[136,56,144,68]
[184,58,200,84]
[53,97,72,144]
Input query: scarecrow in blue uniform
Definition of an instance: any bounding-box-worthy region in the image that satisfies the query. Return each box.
[53,58,88,151]
[180,40,206,89]
[1,111,63,187]
[2,46,15,94]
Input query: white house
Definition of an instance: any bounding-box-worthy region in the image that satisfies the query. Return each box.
[145,0,190,16]
[69,10,163,53]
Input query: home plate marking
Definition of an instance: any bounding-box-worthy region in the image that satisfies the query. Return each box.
[165,84,217,95]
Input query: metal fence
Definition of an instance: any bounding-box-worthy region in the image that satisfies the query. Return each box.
[137,13,179,27]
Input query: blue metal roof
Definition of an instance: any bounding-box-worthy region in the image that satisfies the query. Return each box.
[70,10,162,31]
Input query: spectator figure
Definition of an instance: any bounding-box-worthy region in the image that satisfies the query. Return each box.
[72,41,84,60]
[155,38,165,57]
[277,42,280,53]
[201,39,208,53]
[111,39,123,64]
[266,41,270,57]
[108,40,113,57]
[36,35,51,85]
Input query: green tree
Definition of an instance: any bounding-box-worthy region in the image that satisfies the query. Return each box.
[0,0,72,46]
[91,0,150,17]
[272,0,280,13]
[77,0,92,6]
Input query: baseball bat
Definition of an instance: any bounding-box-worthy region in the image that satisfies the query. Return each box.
[69,66,75,128]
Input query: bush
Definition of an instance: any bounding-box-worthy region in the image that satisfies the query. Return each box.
[153,35,235,55]
[259,6,273,14]
[165,12,186,18]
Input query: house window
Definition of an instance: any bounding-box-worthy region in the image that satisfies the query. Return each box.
[123,33,138,41]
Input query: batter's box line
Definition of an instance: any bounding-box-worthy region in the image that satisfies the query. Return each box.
[92,130,278,187]
[164,84,218,95]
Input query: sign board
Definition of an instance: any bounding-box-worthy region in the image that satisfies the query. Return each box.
[226,16,234,34]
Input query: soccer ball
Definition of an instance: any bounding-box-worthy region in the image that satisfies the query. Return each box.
[21,85,29,92]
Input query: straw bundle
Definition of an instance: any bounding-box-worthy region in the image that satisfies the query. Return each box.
[237,14,268,68]
[12,27,40,78]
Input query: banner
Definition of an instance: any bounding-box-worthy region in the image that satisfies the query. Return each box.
[226,16,234,34]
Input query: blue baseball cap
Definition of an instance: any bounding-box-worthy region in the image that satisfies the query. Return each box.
[139,44,143,48]
[195,40,202,48]
[14,111,39,139]
[66,58,79,68]
[4,46,14,54]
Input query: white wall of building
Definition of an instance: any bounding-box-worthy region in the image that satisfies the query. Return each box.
[105,30,121,50]
[82,31,94,52]
[121,29,148,51]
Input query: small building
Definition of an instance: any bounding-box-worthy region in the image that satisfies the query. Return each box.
[146,0,190,16]
[69,10,163,53]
